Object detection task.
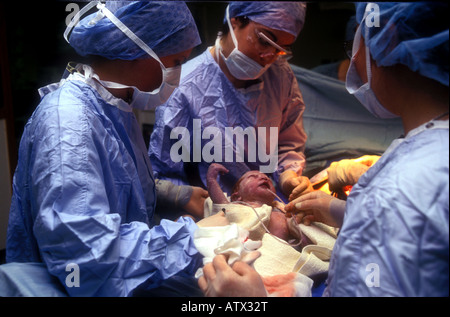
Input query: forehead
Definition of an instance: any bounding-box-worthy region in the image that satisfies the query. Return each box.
[250,21,296,46]
[242,171,264,179]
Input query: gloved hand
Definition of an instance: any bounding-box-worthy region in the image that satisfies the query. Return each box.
[279,170,313,201]
[183,186,209,219]
[285,191,345,228]
[198,254,267,297]
[327,155,380,192]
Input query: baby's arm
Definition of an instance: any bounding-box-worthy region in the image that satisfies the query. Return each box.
[206,163,230,204]
[268,210,291,242]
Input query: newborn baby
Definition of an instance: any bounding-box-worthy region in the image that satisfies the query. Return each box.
[206,163,292,242]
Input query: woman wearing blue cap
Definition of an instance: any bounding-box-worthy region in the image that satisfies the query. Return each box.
[149,2,312,208]
[199,2,449,297]
[4,1,228,296]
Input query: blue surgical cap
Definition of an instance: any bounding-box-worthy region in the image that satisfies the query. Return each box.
[356,2,449,87]
[226,1,307,39]
[69,1,201,60]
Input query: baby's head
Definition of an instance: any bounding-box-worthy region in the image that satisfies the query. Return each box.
[230,171,276,205]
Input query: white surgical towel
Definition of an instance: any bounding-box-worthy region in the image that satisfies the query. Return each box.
[223,203,272,241]
[198,197,338,296]
[205,198,272,241]
[293,222,337,277]
[193,224,261,278]
[253,233,302,277]
[253,222,337,279]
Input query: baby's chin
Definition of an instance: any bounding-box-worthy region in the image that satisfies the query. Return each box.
[247,194,274,206]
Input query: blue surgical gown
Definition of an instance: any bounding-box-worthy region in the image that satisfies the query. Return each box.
[149,48,307,195]
[324,120,449,296]
[6,72,202,296]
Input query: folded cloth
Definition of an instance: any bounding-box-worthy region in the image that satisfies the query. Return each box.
[299,222,338,250]
[294,245,332,277]
[293,222,337,277]
[193,223,262,278]
[253,233,302,277]
[253,221,337,279]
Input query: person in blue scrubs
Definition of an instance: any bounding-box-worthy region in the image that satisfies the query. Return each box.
[198,2,449,297]
[5,1,227,296]
[149,2,313,210]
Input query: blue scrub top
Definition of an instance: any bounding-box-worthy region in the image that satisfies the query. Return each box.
[149,48,307,195]
[6,73,202,296]
[324,120,449,296]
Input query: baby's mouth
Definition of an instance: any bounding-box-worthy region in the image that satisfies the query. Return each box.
[259,181,271,189]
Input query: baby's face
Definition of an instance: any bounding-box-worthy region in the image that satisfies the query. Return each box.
[235,171,276,204]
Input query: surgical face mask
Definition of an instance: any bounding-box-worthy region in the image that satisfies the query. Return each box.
[64,1,181,109]
[345,23,399,119]
[129,64,181,110]
[216,6,270,80]
[80,64,181,111]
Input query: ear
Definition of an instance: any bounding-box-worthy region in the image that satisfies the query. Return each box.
[230,192,242,202]
[230,17,240,30]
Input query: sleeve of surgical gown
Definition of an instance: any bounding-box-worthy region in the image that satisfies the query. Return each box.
[149,90,192,186]
[155,179,193,208]
[273,65,307,183]
[27,88,202,297]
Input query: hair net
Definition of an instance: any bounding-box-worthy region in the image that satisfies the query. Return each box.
[69,1,201,60]
[226,1,307,38]
[356,2,449,86]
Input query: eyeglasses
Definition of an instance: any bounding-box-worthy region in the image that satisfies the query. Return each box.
[343,40,353,59]
[253,28,293,60]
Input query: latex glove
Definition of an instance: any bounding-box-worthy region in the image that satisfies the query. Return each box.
[183,186,209,219]
[198,254,267,297]
[262,272,313,297]
[327,155,380,192]
[279,170,313,201]
[285,191,345,228]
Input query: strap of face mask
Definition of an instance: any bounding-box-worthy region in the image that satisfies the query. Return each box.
[360,6,373,85]
[225,5,239,49]
[82,64,132,90]
[351,8,373,85]
[64,1,166,70]
[364,28,373,85]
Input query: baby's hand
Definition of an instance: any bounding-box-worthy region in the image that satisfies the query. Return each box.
[271,201,286,213]
[207,163,229,180]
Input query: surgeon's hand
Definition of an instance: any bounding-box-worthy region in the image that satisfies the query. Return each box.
[183,186,209,219]
[327,155,380,192]
[285,191,342,227]
[198,254,267,297]
[279,170,313,201]
[196,210,229,227]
